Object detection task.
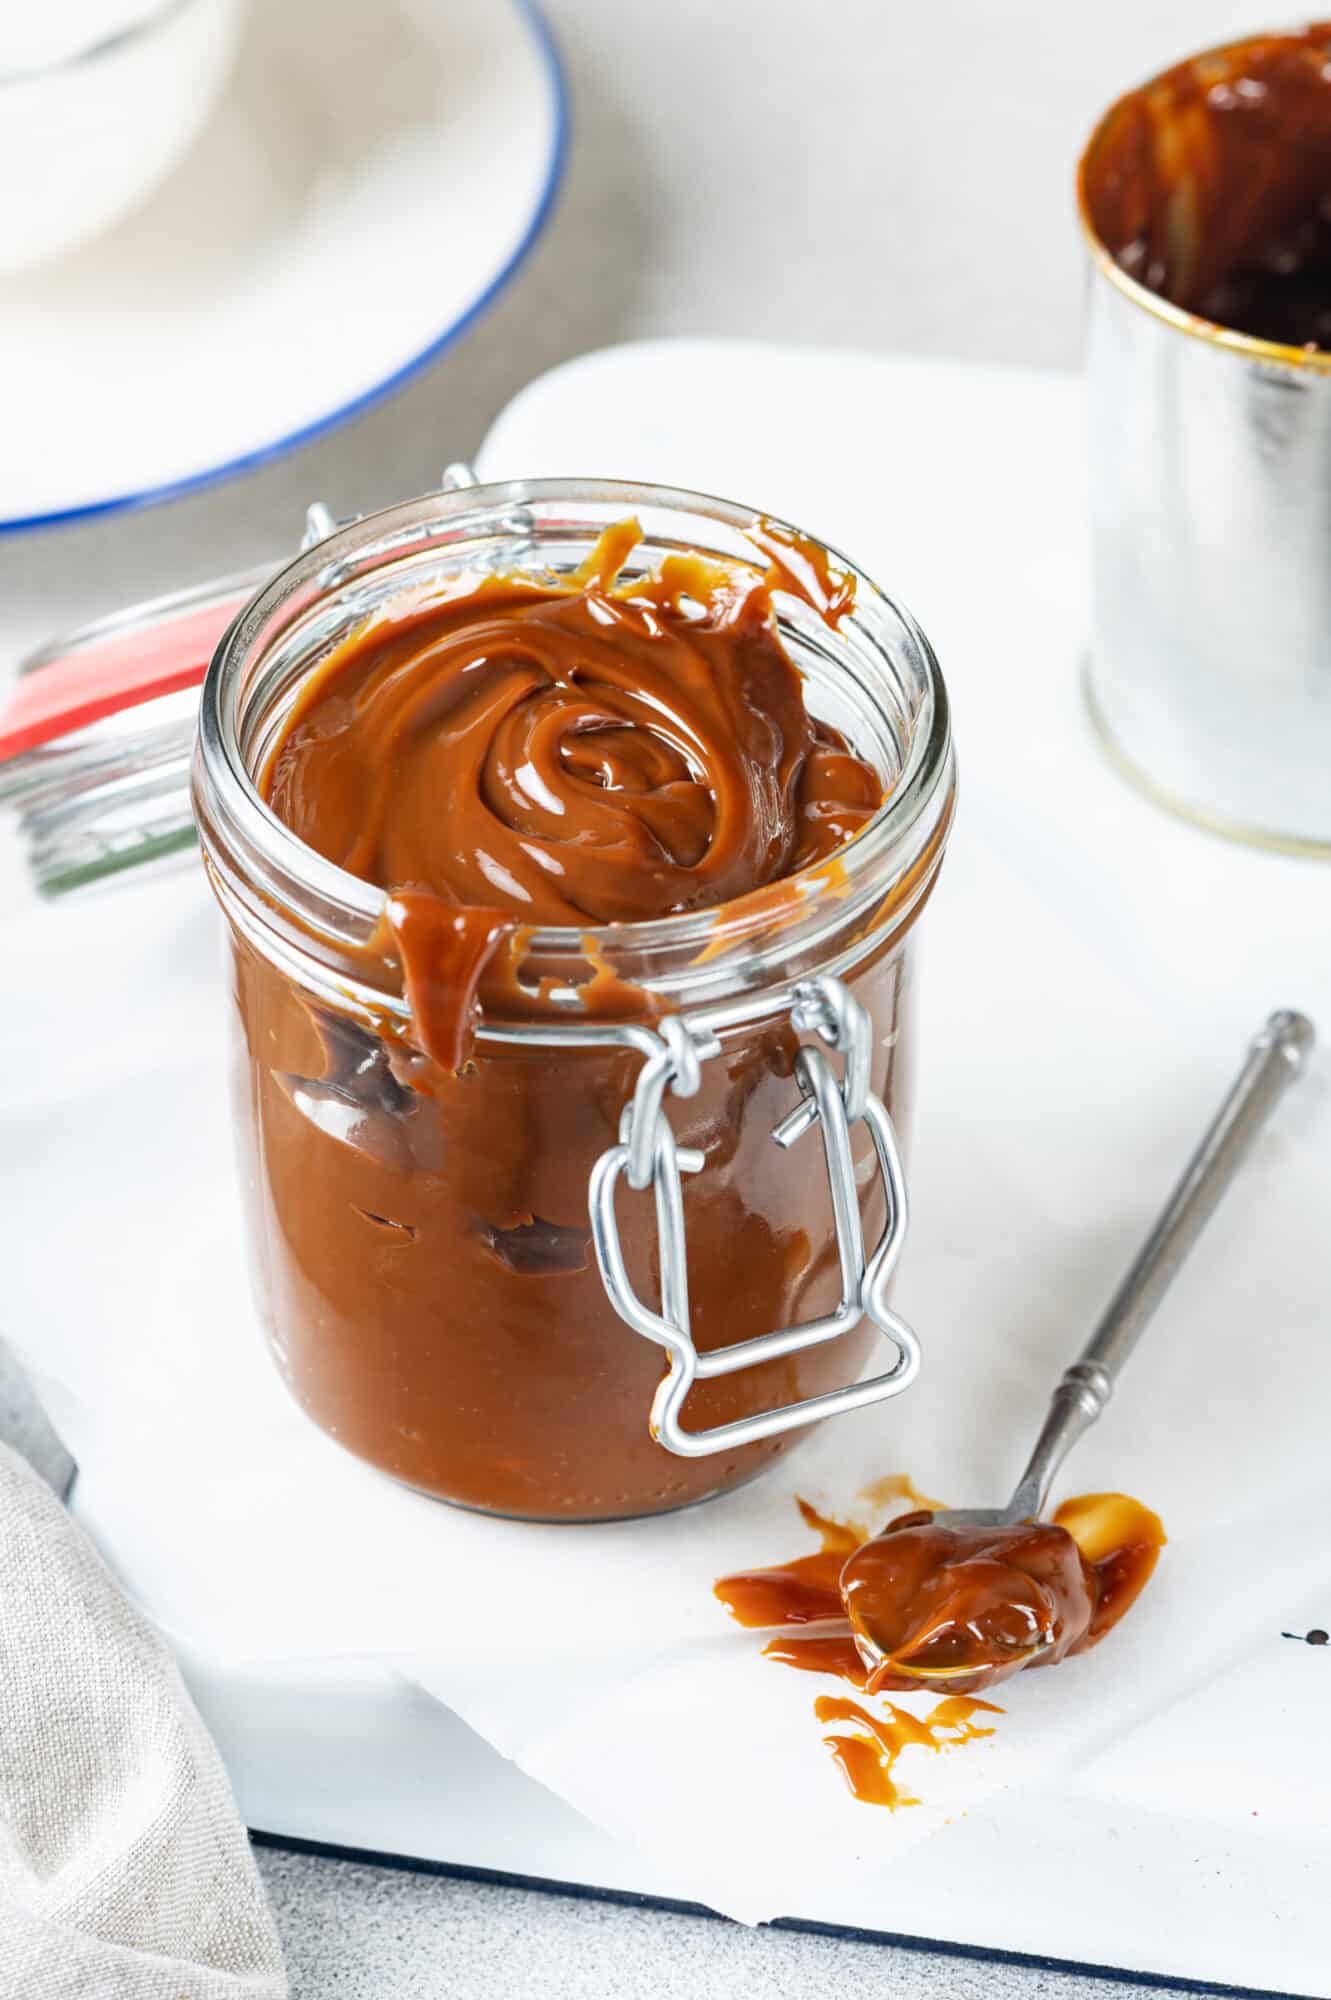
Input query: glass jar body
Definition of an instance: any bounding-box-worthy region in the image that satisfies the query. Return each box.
[192,478,953,1523]
[225,925,915,1519]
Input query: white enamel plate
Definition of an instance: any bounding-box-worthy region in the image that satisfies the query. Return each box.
[0,0,565,531]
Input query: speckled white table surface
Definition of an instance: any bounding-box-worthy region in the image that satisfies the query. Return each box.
[252,1843,1212,2000]
[0,1,1284,1992]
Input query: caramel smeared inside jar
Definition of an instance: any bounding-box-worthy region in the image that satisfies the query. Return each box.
[1081,25,1331,350]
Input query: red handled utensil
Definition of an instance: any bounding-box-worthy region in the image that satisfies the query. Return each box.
[0,496,357,898]
[0,567,271,900]
[0,593,247,763]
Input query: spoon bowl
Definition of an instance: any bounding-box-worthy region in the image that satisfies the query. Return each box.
[840,1513,1074,1692]
[850,1621,1052,1689]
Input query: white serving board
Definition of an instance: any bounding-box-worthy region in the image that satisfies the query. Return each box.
[161,341,1329,1996]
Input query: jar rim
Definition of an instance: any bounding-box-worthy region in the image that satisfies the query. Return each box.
[194,476,955,1012]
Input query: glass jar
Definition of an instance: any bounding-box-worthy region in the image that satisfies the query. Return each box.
[191,479,955,1521]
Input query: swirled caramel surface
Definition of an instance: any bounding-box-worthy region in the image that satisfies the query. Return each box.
[264,521,881,1068]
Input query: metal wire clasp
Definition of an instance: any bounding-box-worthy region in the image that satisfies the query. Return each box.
[588,975,921,1458]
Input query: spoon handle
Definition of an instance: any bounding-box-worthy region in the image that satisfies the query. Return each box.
[1008,1009,1314,1521]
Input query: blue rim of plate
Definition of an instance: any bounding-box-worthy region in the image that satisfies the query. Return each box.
[0,0,569,539]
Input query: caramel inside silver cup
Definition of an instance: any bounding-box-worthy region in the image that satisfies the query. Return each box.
[1080,24,1331,350]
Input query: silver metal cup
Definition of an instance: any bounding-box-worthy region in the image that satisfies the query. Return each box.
[1079,37,1331,857]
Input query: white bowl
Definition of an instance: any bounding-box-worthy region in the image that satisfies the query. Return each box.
[0,0,240,276]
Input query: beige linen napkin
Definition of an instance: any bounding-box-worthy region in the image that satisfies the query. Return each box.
[0,1443,285,1999]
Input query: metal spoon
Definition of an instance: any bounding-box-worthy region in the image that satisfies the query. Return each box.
[845,1007,1315,1683]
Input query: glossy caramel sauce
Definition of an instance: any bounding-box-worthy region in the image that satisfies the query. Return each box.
[719,1497,868,1683]
[716,1488,1164,1802]
[1053,1490,1167,1646]
[842,1514,1103,1694]
[815,1692,1001,1809]
[1082,25,1331,349]
[264,519,881,1070]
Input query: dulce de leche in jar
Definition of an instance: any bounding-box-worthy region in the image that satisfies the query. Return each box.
[191,481,955,1521]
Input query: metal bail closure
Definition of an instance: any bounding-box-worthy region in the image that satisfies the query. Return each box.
[588,975,921,1458]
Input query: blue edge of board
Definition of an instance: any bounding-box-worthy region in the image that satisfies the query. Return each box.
[248,1831,1300,1999]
